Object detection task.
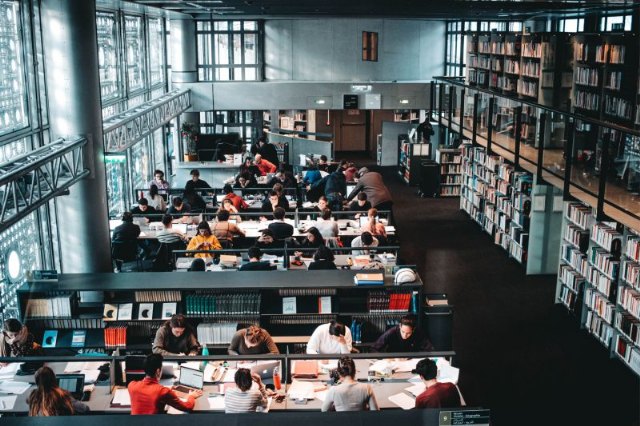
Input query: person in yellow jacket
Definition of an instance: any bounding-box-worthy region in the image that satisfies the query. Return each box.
[186,221,222,259]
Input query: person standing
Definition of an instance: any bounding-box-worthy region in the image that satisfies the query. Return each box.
[27,367,90,416]
[346,168,393,218]
[128,354,201,415]
[321,357,378,412]
[412,358,461,409]
[148,170,170,193]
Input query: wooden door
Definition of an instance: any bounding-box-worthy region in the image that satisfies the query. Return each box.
[338,110,366,152]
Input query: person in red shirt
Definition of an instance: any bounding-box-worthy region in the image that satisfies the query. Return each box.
[412,358,461,409]
[128,353,202,415]
[254,154,277,176]
[222,184,248,210]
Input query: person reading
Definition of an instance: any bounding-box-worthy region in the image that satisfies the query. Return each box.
[321,356,378,412]
[412,358,461,409]
[306,320,352,354]
[224,368,268,413]
[267,207,294,240]
[227,325,279,355]
[371,314,434,352]
[239,246,275,271]
[186,221,222,259]
[128,353,202,415]
[152,314,201,356]
[0,318,39,362]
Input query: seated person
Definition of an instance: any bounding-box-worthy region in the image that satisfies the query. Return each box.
[360,208,387,240]
[306,320,352,354]
[131,198,158,221]
[212,210,245,245]
[303,164,323,186]
[218,198,242,222]
[315,195,329,212]
[112,212,141,242]
[227,325,279,355]
[308,246,337,270]
[267,171,296,189]
[156,214,188,245]
[350,231,379,255]
[412,358,461,409]
[184,169,211,193]
[235,171,256,190]
[27,366,90,416]
[147,185,167,212]
[186,221,222,259]
[321,356,378,412]
[317,155,329,172]
[348,192,372,216]
[254,154,277,176]
[295,227,325,256]
[152,314,201,356]
[183,189,207,213]
[0,318,38,361]
[268,207,294,240]
[272,183,289,208]
[224,368,268,414]
[129,354,201,415]
[188,258,206,271]
[166,197,191,220]
[261,190,288,214]
[222,184,248,210]
[314,208,339,239]
[148,169,170,192]
[239,246,275,271]
[371,314,434,352]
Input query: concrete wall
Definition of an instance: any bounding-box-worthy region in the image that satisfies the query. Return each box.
[265,19,445,82]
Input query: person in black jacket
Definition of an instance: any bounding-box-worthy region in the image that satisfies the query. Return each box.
[131,198,158,221]
[308,246,337,270]
[239,247,275,271]
[184,169,211,193]
[112,212,141,242]
[268,207,294,240]
[261,190,288,214]
[371,315,434,353]
[324,169,347,211]
[251,135,279,168]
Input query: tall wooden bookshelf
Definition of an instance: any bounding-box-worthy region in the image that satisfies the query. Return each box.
[436,147,462,197]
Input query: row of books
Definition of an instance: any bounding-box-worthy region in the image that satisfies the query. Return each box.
[585,309,614,345]
[521,42,542,58]
[587,266,615,299]
[589,247,620,280]
[615,312,640,345]
[566,202,591,230]
[585,288,615,324]
[575,43,589,62]
[104,326,127,348]
[440,186,461,197]
[574,90,600,111]
[562,244,588,276]
[621,260,640,287]
[27,317,103,329]
[505,59,519,74]
[25,294,73,318]
[268,314,337,325]
[442,175,462,184]
[366,291,413,313]
[134,291,182,303]
[618,286,640,320]
[278,288,336,297]
[615,335,640,375]
[604,95,632,119]
[595,44,625,64]
[625,237,640,263]
[575,66,599,87]
[564,225,589,251]
[196,322,239,344]
[184,292,261,316]
[521,61,540,78]
[559,286,578,310]
[559,264,584,293]
[604,71,623,90]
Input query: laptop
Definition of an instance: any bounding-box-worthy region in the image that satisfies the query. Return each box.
[172,366,204,396]
[346,184,356,194]
[250,361,280,380]
[173,223,188,234]
[57,374,85,400]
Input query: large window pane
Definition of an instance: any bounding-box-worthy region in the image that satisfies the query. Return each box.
[233,34,242,65]
[124,15,145,92]
[148,17,164,86]
[0,1,28,135]
[215,34,229,65]
[96,12,121,101]
[244,34,256,64]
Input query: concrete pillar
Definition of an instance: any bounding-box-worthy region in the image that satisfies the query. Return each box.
[41,0,111,272]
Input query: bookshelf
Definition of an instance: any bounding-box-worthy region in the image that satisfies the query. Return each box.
[17,272,423,353]
[398,140,431,185]
[265,110,317,138]
[436,147,462,197]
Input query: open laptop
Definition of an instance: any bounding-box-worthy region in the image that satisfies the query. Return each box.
[57,374,85,400]
[172,366,204,396]
[173,223,188,234]
[346,184,356,195]
[250,361,280,380]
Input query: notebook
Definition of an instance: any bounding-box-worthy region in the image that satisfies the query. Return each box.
[292,360,318,378]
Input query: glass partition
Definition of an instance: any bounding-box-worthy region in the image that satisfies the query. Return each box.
[462,89,476,132]
[540,111,568,180]
[491,97,518,152]
[476,92,491,140]
[451,85,463,131]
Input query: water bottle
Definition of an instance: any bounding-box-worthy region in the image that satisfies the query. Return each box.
[200,345,209,371]
[273,366,282,390]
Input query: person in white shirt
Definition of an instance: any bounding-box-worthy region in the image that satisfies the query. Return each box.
[350,231,379,255]
[314,208,339,238]
[306,321,352,354]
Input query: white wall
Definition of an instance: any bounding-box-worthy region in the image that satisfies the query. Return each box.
[265,19,446,82]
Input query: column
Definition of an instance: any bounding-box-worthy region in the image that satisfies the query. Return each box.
[41,0,111,272]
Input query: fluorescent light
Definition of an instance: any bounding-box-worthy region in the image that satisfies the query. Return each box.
[315,99,326,105]
[399,99,410,104]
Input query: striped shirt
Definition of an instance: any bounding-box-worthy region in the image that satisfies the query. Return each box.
[224,387,267,413]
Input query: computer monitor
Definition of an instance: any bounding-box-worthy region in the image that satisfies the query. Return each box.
[57,374,85,400]
[178,366,204,390]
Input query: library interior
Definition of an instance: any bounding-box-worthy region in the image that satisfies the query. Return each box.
[1,0,640,425]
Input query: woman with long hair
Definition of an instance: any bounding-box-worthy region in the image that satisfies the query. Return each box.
[147,184,167,212]
[321,356,378,412]
[27,366,89,416]
[152,314,201,356]
[186,221,222,259]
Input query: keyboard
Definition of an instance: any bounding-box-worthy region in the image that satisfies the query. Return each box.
[173,385,195,394]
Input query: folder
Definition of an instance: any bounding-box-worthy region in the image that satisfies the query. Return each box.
[292,360,318,379]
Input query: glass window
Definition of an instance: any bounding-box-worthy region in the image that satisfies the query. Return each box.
[0,1,28,136]
[601,14,632,32]
[124,15,145,92]
[560,18,584,33]
[96,12,121,102]
[197,20,261,81]
[148,17,165,86]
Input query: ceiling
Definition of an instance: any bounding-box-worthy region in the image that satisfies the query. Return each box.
[125,0,638,19]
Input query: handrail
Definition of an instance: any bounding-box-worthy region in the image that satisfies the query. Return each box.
[433,75,640,137]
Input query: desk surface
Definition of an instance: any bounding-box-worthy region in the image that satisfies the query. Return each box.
[175,254,397,271]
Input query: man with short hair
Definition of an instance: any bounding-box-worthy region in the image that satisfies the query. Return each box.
[112,212,141,242]
[261,190,288,213]
[254,154,277,176]
[253,135,280,168]
[371,314,434,352]
[412,358,461,409]
[131,198,158,220]
[128,353,202,415]
[348,192,372,214]
[149,169,170,192]
[156,214,188,245]
[268,207,294,240]
[350,231,379,255]
[184,169,211,194]
[222,184,248,210]
[306,320,353,354]
[239,246,275,271]
[166,197,191,220]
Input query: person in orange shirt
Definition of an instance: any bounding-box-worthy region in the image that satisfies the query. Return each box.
[222,184,248,210]
[128,353,202,415]
[254,154,276,176]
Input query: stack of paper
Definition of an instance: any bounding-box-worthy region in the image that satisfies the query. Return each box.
[388,392,415,410]
[0,381,31,395]
[0,395,18,410]
[111,388,131,406]
[287,380,315,400]
[208,396,225,410]
[0,363,21,379]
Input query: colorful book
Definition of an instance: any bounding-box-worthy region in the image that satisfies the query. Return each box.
[71,330,86,348]
[117,303,133,321]
[42,330,58,348]
[162,302,177,319]
[103,304,118,321]
[138,303,154,320]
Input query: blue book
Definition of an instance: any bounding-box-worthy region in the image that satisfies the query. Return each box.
[42,330,58,348]
[71,330,86,348]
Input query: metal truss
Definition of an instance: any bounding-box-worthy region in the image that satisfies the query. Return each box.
[0,137,89,233]
[103,89,191,153]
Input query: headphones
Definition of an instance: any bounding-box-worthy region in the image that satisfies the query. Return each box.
[394,268,417,284]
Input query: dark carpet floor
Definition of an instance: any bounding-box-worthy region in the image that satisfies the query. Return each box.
[348,154,640,425]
